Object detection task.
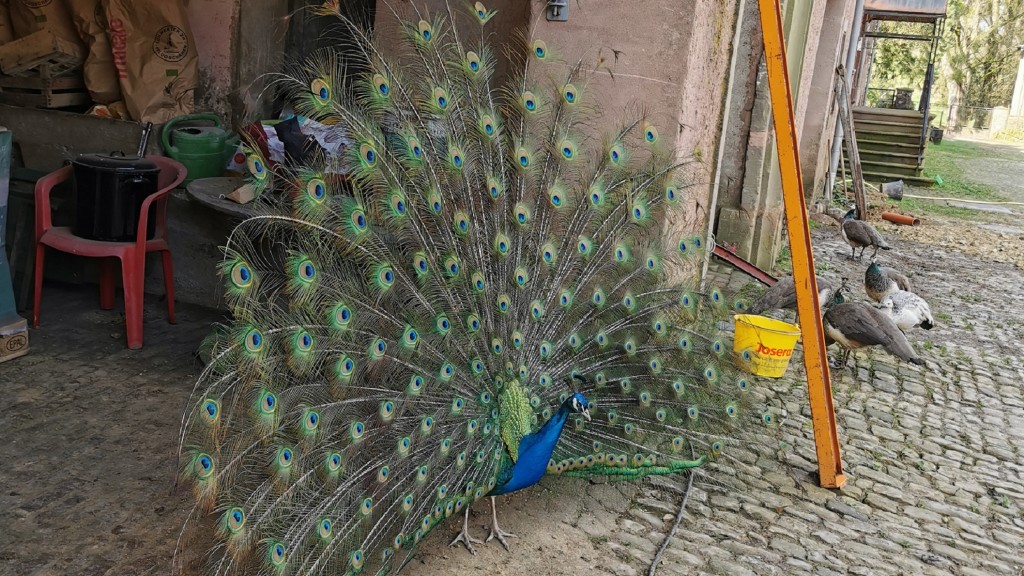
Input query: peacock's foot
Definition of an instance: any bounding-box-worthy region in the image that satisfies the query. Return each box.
[486,525,517,551]
[449,528,483,555]
[486,496,517,551]
[450,506,482,555]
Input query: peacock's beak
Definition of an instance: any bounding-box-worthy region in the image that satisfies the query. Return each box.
[582,407,591,421]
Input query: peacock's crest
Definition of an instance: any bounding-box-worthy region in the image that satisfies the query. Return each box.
[178,2,770,574]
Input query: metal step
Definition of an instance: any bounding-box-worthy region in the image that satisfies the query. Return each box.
[860,170,935,187]
[848,149,921,167]
[853,118,924,135]
[853,128,922,146]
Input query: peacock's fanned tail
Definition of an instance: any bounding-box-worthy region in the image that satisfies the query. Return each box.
[178,2,767,574]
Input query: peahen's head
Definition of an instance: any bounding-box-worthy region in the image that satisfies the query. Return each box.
[567,392,592,421]
[824,284,848,310]
[867,261,882,275]
[843,208,857,220]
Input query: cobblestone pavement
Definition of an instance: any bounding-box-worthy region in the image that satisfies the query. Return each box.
[2,224,1023,576]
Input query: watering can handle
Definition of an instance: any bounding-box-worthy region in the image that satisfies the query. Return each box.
[161,113,225,156]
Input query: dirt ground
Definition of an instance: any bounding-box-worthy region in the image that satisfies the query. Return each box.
[851,137,1024,271]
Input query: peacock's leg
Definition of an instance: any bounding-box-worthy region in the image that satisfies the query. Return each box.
[449,503,483,555]
[486,496,517,551]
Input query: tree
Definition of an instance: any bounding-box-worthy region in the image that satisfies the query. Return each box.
[940,0,1024,122]
[867,1,1024,126]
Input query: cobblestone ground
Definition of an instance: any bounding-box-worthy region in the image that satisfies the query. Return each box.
[2,224,1023,576]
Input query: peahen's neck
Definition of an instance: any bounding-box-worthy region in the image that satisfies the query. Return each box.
[490,400,573,496]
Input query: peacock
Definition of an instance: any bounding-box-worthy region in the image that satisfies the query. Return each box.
[176,4,768,574]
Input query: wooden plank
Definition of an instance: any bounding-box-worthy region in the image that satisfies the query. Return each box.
[0,29,84,78]
[758,0,846,489]
[0,75,84,91]
[835,65,867,220]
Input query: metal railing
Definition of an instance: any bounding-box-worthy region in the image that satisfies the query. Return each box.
[866,87,896,108]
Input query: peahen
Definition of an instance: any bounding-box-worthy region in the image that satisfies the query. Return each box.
[823,300,924,367]
[863,261,910,303]
[177,4,766,575]
[840,208,890,260]
[749,275,836,316]
[878,290,934,332]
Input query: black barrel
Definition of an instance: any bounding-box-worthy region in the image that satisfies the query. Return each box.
[72,153,160,241]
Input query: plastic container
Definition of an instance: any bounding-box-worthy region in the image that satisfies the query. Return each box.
[733,314,801,378]
[72,153,159,241]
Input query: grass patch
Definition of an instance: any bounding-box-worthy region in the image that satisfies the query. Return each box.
[921,141,1010,202]
[887,139,1015,219]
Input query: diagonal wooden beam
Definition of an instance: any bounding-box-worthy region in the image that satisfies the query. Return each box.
[756,0,846,488]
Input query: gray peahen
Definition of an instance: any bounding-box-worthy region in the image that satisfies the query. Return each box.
[841,208,890,260]
[176,3,768,574]
[863,261,910,303]
[823,300,924,367]
[749,275,836,316]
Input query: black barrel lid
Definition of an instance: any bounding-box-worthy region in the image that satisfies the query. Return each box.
[73,152,159,172]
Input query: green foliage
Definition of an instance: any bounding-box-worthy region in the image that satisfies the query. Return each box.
[869,1,1024,121]
[868,22,933,107]
[940,0,1024,110]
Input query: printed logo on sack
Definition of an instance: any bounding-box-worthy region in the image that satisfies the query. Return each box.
[153,25,189,62]
[21,0,52,8]
[756,343,792,358]
[110,18,128,79]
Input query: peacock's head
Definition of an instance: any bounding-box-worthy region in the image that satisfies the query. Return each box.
[568,392,592,421]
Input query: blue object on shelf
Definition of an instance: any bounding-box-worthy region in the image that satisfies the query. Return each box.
[1,127,21,321]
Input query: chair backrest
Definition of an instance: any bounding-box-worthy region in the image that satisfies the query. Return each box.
[143,155,187,241]
[148,155,187,192]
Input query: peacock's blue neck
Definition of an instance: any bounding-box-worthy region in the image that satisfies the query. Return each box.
[490,401,573,496]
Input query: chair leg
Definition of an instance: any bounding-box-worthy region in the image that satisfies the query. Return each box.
[99,257,117,311]
[31,243,45,328]
[161,249,176,324]
[121,256,145,350]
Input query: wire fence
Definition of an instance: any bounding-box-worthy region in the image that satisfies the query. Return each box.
[929,105,994,130]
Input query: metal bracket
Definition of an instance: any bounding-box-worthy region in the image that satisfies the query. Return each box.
[546,0,568,21]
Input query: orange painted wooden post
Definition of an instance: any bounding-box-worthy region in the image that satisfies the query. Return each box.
[756,0,847,488]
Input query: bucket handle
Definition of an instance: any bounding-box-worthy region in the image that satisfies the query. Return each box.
[161,113,225,156]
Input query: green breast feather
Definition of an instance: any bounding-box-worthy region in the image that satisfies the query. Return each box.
[498,380,533,462]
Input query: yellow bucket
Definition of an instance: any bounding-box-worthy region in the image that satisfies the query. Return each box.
[733,314,801,378]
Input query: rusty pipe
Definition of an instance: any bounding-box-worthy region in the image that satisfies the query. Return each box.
[881,212,920,226]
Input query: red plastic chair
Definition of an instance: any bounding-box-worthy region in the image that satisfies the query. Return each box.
[32,156,187,349]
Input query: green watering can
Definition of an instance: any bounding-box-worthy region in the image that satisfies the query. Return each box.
[161,114,240,186]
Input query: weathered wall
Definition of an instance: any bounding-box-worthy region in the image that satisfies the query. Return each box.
[186,0,239,121]
[375,0,737,241]
[186,0,290,125]
[715,0,857,270]
[800,0,857,201]
[373,0,532,89]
